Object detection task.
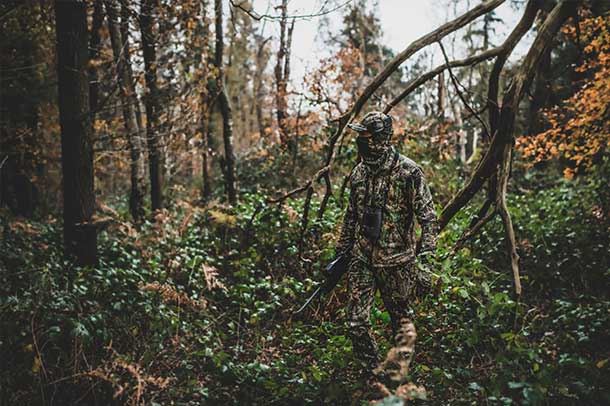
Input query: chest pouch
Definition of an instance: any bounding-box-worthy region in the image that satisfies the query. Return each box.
[359,150,399,244]
[361,205,383,242]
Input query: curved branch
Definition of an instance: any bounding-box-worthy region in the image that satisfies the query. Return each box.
[350,0,505,121]
[487,0,541,136]
[439,0,574,230]
[383,46,503,114]
[496,143,521,296]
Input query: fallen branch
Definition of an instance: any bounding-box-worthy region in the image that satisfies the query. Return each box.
[446,1,575,297]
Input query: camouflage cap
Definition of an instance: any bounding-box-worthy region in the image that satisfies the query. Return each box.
[347,111,393,136]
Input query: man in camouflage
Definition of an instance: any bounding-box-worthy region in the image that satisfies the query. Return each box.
[335,111,439,387]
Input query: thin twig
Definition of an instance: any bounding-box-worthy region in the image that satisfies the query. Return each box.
[438,40,491,139]
[229,0,353,21]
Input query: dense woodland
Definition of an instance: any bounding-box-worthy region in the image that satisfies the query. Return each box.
[1,0,609,404]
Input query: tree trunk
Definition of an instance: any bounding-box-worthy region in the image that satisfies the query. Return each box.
[119,0,144,133]
[528,44,553,135]
[254,36,271,141]
[214,0,237,204]
[200,0,213,201]
[436,70,447,157]
[140,0,164,211]
[218,91,236,204]
[54,0,97,266]
[88,0,104,114]
[453,105,467,164]
[274,0,295,153]
[104,0,147,222]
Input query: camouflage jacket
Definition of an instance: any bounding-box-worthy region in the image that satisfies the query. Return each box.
[336,147,438,267]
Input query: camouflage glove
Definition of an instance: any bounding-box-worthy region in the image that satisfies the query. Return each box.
[413,252,434,298]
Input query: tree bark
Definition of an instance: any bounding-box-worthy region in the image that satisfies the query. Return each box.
[88,0,104,114]
[528,44,552,135]
[140,0,164,211]
[274,0,295,153]
[119,0,144,133]
[54,0,97,266]
[254,36,271,140]
[486,0,540,137]
[200,0,213,201]
[214,0,237,204]
[104,0,147,222]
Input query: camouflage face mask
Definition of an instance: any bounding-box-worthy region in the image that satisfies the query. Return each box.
[356,135,389,162]
[349,112,394,164]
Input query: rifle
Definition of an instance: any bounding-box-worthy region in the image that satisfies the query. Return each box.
[294,254,351,315]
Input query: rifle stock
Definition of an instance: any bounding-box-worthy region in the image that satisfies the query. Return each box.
[293,254,351,315]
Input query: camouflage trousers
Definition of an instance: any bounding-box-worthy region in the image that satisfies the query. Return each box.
[347,257,422,375]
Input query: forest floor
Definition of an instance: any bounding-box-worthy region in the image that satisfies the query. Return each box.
[2,172,610,405]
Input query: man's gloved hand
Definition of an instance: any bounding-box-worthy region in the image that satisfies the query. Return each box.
[413,251,434,298]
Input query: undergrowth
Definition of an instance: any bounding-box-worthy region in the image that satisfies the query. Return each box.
[1,173,609,405]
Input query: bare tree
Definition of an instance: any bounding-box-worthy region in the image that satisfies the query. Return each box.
[55,0,97,265]
[254,35,272,140]
[274,0,295,153]
[88,0,104,114]
[104,0,147,222]
[140,0,165,211]
[214,0,237,204]
[200,0,214,201]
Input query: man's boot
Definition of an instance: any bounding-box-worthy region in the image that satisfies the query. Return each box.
[362,374,391,401]
[352,367,391,402]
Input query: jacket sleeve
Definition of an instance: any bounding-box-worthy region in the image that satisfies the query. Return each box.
[335,178,358,257]
[412,168,438,257]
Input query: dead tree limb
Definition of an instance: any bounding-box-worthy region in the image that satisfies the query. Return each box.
[436,0,540,252]
[487,0,541,137]
[496,143,521,296]
[443,1,574,297]
[347,0,505,129]
[439,0,573,230]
